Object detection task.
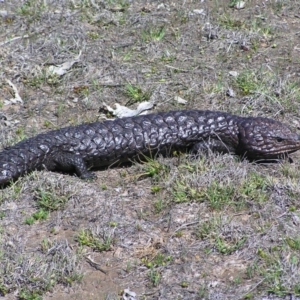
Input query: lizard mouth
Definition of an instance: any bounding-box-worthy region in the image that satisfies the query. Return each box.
[260,145,300,157]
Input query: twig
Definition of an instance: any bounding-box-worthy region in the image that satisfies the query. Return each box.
[237,278,265,300]
[85,255,108,274]
[165,65,190,73]
[5,79,23,104]
[0,35,29,46]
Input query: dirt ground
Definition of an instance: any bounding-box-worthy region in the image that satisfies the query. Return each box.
[1,0,300,299]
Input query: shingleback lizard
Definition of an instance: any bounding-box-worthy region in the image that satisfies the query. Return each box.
[0,110,300,186]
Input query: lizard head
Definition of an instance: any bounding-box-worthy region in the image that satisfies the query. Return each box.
[237,117,300,160]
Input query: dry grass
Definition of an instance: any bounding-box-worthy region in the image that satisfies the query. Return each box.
[1,0,300,299]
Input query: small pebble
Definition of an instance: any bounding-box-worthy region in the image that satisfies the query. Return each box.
[204,30,218,40]
[226,88,235,97]
[175,96,187,104]
[229,71,238,77]
[235,1,245,9]
[193,9,205,15]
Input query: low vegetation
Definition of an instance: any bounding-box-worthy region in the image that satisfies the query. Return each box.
[1,0,300,299]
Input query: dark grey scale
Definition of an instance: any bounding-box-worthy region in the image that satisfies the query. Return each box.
[84,127,95,136]
[123,121,134,129]
[66,137,80,148]
[95,126,108,138]
[152,115,165,126]
[91,135,104,147]
[164,115,176,125]
[133,131,144,148]
[158,123,170,135]
[85,139,98,154]
[141,131,151,148]
[120,133,131,150]
[22,150,36,166]
[170,119,180,131]
[183,128,193,140]
[149,132,159,147]
[111,124,123,134]
[161,132,172,145]
[177,114,188,123]
[198,116,207,123]
[132,124,143,134]
[124,132,136,149]
[80,137,92,150]
[207,118,215,125]
[105,140,117,154]
[128,134,138,153]
[9,152,25,165]
[103,132,114,147]
[39,144,51,154]
[140,118,152,129]
[63,131,72,138]
[149,123,159,134]
[83,143,97,157]
[113,134,125,151]
[73,131,84,139]
[54,134,66,143]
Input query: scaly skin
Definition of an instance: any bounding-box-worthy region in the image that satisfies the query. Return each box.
[1,110,300,186]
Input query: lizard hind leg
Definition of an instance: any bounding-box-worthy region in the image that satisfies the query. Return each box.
[52,152,96,180]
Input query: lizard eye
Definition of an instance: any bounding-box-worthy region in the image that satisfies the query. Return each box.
[276,137,284,142]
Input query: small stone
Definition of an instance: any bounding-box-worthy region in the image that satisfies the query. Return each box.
[240,43,250,51]
[0,10,8,17]
[209,281,219,288]
[229,71,238,77]
[175,96,187,104]
[123,288,137,300]
[226,88,235,97]
[274,89,281,97]
[193,9,205,15]
[204,30,218,40]
[235,1,245,9]
[292,213,300,225]
[6,241,16,249]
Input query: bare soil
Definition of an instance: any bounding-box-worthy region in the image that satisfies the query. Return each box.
[1,1,300,300]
